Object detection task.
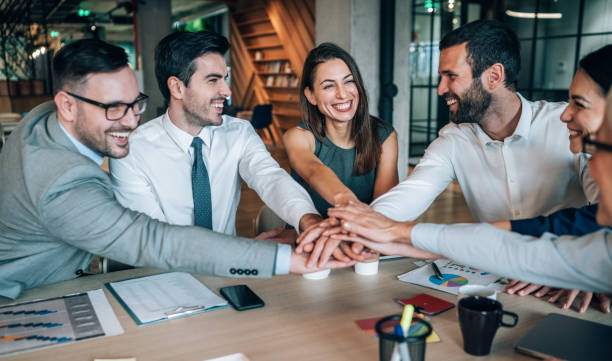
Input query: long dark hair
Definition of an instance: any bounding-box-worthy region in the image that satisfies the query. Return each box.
[300,42,382,175]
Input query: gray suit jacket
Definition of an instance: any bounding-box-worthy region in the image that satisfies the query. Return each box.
[0,102,277,299]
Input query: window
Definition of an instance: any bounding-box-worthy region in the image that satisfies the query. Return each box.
[408,0,612,159]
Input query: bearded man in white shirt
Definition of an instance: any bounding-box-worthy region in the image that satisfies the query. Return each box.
[370,19,597,223]
[109,31,330,248]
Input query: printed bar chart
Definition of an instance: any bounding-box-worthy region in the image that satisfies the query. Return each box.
[0,293,104,356]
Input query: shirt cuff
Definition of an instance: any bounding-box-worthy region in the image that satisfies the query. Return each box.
[274,244,292,275]
[411,223,446,255]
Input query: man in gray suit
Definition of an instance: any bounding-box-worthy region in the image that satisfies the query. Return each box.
[0,39,352,300]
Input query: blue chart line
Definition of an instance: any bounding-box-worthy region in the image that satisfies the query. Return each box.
[1,310,57,316]
[20,335,72,343]
[1,322,63,329]
[0,335,72,343]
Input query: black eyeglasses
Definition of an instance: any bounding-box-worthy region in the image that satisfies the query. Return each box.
[66,91,149,121]
[582,134,612,155]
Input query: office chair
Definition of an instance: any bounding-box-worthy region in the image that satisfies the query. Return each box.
[250,104,276,144]
[254,205,286,235]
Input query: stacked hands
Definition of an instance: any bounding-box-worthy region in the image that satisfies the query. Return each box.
[293,201,611,314]
[295,201,438,268]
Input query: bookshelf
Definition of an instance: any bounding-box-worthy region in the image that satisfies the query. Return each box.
[231,4,303,133]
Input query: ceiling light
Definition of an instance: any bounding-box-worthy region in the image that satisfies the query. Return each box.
[505,10,562,19]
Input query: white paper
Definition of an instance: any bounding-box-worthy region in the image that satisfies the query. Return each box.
[108,272,228,324]
[397,260,503,295]
[204,353,251,361]
[88,289,124,336]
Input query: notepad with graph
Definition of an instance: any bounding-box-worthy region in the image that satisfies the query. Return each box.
[397,260,503,295]
[0,289,123,357]
[106,272,229,326]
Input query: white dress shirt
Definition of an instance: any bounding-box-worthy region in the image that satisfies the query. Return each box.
[412,223,612,293]
[109,112,318,236]
[372,94,598,222]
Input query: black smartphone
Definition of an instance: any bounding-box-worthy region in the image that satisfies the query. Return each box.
[220,285,265,311]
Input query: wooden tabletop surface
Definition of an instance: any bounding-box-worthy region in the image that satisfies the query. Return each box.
[2,259,611,361]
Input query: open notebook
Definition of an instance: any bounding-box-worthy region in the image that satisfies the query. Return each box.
[106,272,228,325]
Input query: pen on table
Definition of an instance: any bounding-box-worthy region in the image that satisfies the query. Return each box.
[394,324,412,361]
[164,305,206,319]
[431,262,443,280]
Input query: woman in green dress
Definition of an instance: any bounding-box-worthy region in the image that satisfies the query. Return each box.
[284,43,399,219]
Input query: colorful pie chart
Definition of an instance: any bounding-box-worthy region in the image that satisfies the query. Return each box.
[428,273,468,287]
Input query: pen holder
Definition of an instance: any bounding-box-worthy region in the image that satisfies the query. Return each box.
[375,315,432,361]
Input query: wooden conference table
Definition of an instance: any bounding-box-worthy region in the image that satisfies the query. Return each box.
[2,259,611,361]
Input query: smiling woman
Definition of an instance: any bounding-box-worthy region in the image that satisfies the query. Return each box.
[283,43,399,218]
[561,45,612,153]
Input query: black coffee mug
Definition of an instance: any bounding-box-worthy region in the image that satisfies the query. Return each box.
[458,296,519,356]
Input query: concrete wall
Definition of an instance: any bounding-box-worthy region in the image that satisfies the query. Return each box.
[394,0,411,179]
[315,0,351,50]
[315,0,411,179]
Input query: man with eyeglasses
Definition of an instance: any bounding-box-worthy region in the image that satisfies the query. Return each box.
[314,90,612,294]
[0,39,352,300]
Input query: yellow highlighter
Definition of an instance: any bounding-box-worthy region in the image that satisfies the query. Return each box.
[400,304,415,336]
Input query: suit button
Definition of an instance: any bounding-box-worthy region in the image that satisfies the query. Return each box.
[230,268,236,275]
[244,269,251,275]
[237,269,244,275]
[252,269,258,276]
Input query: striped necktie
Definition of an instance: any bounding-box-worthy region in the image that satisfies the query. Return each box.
[191,137,212,229]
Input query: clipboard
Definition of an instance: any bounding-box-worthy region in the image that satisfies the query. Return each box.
[105,272,229,326]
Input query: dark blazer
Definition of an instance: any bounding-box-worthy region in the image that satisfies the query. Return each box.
[0,102,276,299]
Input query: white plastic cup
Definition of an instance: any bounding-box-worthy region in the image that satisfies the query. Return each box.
[355,256,379,275]
[458,285,497,301]
[302,269,331,280]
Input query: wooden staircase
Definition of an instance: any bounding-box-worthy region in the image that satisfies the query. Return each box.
[230,0,314,144]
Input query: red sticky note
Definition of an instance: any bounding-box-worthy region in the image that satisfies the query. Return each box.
[354,317,381,335]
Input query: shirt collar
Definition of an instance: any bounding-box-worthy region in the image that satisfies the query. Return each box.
[477,92,532,145]
[163,111,213,153]
[513,93,532,140]
[57,117,105,166]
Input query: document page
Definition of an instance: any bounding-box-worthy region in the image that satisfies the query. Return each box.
[107,272,228,324]
[398,260,504,295]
